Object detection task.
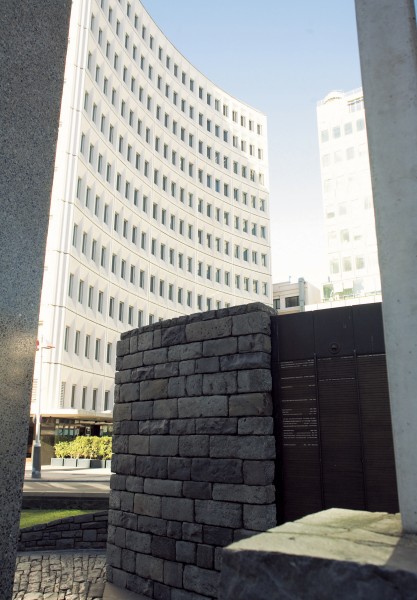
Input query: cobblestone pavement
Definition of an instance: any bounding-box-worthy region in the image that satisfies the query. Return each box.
[13,551,106,600]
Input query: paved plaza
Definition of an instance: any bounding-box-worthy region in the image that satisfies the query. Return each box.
[13,551,106,599]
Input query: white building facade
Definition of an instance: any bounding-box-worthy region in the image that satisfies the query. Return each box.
[317,89,380,301]
[31,0,271,439]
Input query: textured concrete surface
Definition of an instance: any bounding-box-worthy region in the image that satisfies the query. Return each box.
[220,509,417,599]
[356,0,417,532]
[0,1,71,597]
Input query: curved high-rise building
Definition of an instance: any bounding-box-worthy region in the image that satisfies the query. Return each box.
[32,0,271,440]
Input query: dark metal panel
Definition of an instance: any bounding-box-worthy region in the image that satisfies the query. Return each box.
[276,312,315,361]
[314,307,354,358]
[352,303,385,355]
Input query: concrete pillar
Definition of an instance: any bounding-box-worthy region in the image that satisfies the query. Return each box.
[355,0,417,532]
[0,1,71,597]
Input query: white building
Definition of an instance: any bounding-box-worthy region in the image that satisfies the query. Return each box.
[31,0,271,442]
[317,89,381,301]
[272,278,321,314]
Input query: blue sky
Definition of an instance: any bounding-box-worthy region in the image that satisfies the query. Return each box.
[143,1,362,285]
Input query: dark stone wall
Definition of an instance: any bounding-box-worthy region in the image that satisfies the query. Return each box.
[18,511,108,551]
[107,303,277,599]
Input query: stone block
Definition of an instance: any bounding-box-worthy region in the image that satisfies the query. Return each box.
[168,342,203,362]
[214,546,223,571]
[203,372,237,395]
[167,520,183,540]
[186,316,232,342]
[150,435,179,456]
[134,493,162,518]
[112,454,136,476]
[110,474,127,491]
[107,543,122,569]
[135,553,164,582]
[203,525,234,547]
[126,476,144,493]
[168,376,186,398]
[183,481,212,500]
[179,359,196,375]
[195,357,220,373]
[229,393,273,416]
[121,548,136,574]
[123,351,143,370]
[220,352,270,372]
[191,458,242,483]
[195,417,237,435]
[171,590,208,600]
[162,325,187,346]
[233,528,259,542]
[153,328,162,349]
[195,500,242,528]
[162,497,194,522]
[144,478,183,497]
[121,491,135,512]
[155,362,179,378]
[210,436,275,460]
[119,369,132,384]
[237,370,272,394]
[126,573,153,596]
[140,378,168,401]
[113,403,131,422]
[238,417,274,435]
[154,583,171,600]
[179,435,209,457]
[183,522,203,543]
[117,338,131,357]
[213,484,275,504]
[151,535,176,560]
[125,530,152,554]
[170,419,196,435]
[119,511,138,531]
[132,400,154,420]
[112,435,128,454]
[176,540,196,564]
[168,457,191,480]
[139,419,169,435]
[120,421,139,435]
[203,337,238,357]
[196,544,214,570]
[185,374,203,396]
[183,565,220,597]
[243,504,277,531]
[136,456,168,479]
[238,333,271,354]
[178,396,228,418]
[243,461,275,485]
[137,331,154,351]
[232,312,271,336]
[131,366,154,382]
[128,435,150,455]
[163,560,183,588]
[153,398,178,419]
[129,334,138,354]
[136,515,167,536]
[119,383,140,403]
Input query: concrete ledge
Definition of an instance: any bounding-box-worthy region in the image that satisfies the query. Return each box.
[219,509,417,599]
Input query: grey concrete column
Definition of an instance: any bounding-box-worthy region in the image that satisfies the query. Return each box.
[0,1,71,597]
[355,0,417,532]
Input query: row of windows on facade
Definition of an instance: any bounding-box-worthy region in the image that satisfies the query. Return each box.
[329,256,366,274]
[86,51,265,168]
[84,86,264,193]
[80,128,265,218]
[76,185,268,255]
[93,3,264,136]
[320,118,366,144]
[74,186,269,262]
[68,256,268,323]
[321,144,368,167]
[327,228,370,246]
[66,382,111,411]
[325,197,373,219]
[64,326,116,365]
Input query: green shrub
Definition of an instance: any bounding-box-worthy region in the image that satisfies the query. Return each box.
[54,436,112,459]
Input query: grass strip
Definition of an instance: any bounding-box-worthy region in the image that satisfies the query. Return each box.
[20,509,97,529]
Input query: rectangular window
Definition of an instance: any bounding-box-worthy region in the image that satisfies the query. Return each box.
[85,335,90,358]
[95,338,101,361]
[71,385,76,408]
[74,330,80,355]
